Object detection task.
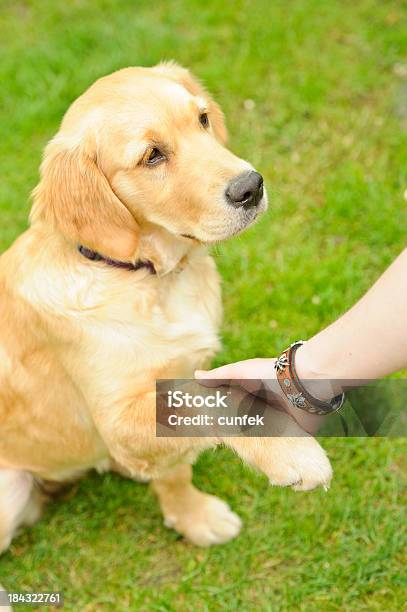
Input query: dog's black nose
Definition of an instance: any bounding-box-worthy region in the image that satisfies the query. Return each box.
[225,171,264,209]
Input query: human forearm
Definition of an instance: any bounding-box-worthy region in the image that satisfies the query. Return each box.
[296,248,407,385]
[196,249,407,434]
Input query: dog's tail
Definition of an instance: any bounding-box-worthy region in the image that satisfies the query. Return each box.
[0,584,12,612]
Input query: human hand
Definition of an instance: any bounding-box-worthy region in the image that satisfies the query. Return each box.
[195,358,325,434]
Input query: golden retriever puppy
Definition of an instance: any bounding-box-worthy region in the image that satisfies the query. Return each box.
[0,63,332,551]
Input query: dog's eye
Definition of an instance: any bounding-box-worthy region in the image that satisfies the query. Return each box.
[146,147,165,165]
[199,112,209,128]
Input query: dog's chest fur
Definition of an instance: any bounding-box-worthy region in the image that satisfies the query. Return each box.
[0,242,221,477]
[77,250,222,378]
[22,243,222,399]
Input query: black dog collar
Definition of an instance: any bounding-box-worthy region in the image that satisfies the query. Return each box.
[78,245,156,275]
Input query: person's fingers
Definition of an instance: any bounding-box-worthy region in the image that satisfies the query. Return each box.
[195,363,243,379]
[196,359,266,379]
[194,374,234,388]
[195,361,265,394]
[194,377,229,388]
[195,363,244,387]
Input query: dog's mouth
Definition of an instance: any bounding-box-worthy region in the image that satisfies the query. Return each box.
[180,194,267,244]
[180,217,258,245]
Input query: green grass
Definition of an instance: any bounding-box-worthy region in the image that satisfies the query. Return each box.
[1,0,406,609]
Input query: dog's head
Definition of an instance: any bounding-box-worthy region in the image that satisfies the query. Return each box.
[31,63,267,271]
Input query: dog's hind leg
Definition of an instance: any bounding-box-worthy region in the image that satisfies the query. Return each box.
[0,470,43,554]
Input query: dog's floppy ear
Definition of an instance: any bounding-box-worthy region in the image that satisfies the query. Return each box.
[152,61,228,144]
[30,135,139,260]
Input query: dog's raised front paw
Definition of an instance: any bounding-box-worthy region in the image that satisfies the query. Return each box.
[264,437,333,491]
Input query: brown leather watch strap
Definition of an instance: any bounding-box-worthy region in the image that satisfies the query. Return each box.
[275,341,345,415]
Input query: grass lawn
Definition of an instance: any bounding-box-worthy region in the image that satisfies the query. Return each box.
[1,0,406,609]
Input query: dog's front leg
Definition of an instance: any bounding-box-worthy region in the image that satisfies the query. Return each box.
[91,391,203,477]
[152,463,241,546]
[91,392,241,546]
